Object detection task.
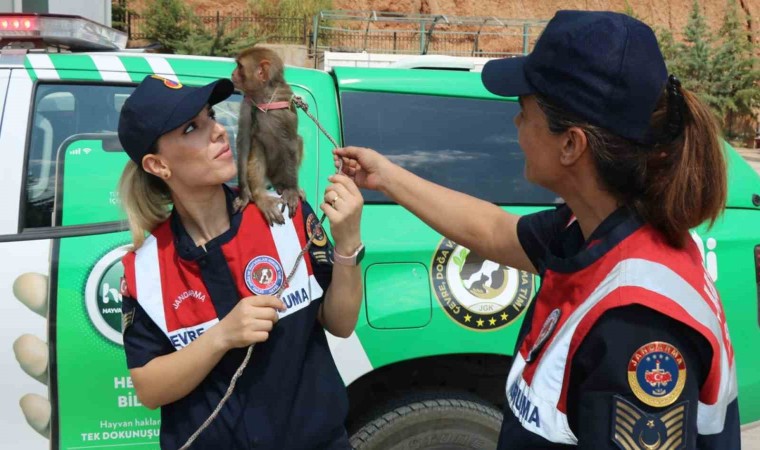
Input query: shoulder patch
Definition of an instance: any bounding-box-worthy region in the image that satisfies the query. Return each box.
[627,341,686,408]
[306,213,328,247]
[611,395,688,450]
[121,298,135,335]
[244,255,285,295]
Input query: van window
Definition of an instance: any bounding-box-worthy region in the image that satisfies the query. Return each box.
[340,91,557,205]
[23,83,241,229]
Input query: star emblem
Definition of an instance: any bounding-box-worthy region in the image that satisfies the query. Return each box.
[464,314,472,323]
[489,317,497,326]
[501,312,508,321]
[476,319,484,327]
[647,419,655,429]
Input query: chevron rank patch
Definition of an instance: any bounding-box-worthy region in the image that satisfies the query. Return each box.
[121,308,134,335]
[611,395,687,450]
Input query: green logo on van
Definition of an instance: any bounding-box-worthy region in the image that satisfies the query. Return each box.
[431,239,535,331]
[85,245,131,345]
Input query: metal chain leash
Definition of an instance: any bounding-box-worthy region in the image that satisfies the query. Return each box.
[179,96,342,450]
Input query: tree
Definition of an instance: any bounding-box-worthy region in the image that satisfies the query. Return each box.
[711,0,760,139]
[173,20,263,57]
[679,0,718,108]
[142,0,196,53]
[655,26,682,75]
[111,0,130,32]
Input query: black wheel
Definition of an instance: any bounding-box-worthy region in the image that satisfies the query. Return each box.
[349,392,503,450]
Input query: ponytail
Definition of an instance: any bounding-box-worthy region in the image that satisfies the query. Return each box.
[118,160,172,249]
[536,85,727,248]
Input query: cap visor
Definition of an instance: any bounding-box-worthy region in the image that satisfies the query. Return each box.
[481,56,534,97]
[161,79,235,134]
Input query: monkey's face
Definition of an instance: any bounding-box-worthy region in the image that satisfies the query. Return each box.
[231,61,245,91]
[231,58,266,97]
[148,106,236,190]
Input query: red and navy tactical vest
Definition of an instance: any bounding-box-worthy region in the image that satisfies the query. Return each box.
[505,224,737,445]
[120,195,348,449]
[121,202,324,348]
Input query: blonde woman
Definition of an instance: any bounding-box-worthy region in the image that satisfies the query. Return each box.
[118,75,363,449]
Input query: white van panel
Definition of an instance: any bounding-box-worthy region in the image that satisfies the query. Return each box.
[0,69,29,234]
[0,238,50,449]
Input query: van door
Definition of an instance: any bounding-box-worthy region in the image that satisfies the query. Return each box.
[1,74,242,450]
[0,67,55,450]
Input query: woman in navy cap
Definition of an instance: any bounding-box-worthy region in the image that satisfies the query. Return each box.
[117,75,364,449]
[336,10,739,450]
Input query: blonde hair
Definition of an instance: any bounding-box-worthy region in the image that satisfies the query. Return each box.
[118,160,172,249]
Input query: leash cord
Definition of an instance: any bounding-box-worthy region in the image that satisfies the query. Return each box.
[179,96,341,450]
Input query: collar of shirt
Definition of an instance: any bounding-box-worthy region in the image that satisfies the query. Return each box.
[547,206,642,273]
[170,184,244,261]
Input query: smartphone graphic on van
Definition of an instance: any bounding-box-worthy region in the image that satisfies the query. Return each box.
[50,135,160,449]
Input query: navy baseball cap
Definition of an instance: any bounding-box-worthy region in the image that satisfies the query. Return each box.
[482,10,668,144]
[118,75,234,166]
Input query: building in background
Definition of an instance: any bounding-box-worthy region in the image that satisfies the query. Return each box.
[0,0,111,26]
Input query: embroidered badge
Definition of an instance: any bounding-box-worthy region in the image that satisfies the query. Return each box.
[119,276,129,297]
[627,341,686,408]
[306,213,327,247]
[150,74,183,89]
[526,308,561,362]
[244,255,284,295]
[611,395,687,450]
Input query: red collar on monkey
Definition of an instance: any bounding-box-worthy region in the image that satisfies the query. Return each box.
[244,95,292,113]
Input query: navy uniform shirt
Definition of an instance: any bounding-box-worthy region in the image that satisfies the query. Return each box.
[121,186,349,449]
[496,205,741,449]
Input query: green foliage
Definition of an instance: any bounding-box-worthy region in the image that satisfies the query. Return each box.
[172,19,263,57]
[111,0,130,32]
[680,0,715,93]
[711,0,760,140]
[250,0,332,18]
[622,0,641,20]
[141,0,262,56]
[142,0,195,52]
[654,0,759,143]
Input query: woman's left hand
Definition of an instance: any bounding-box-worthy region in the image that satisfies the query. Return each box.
[321,173,363,256]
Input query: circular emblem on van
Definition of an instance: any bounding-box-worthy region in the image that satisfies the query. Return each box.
[245,256,284,295]
[627,341,687,407]
[430,239,535,330]
[85,245,131,346]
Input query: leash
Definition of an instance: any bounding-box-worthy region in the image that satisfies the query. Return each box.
[179,96,342,449]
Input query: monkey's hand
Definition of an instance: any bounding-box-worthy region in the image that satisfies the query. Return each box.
[233,186,253,214]
[255,194,286,225]
[280,188,302,219]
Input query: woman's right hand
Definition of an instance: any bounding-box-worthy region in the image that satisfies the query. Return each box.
[333,146,395,192]
[212,295,286,350]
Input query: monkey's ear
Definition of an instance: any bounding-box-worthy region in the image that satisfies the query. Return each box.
[258,59,271,82]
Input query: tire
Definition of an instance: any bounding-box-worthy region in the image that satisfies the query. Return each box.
[349,392,503,450]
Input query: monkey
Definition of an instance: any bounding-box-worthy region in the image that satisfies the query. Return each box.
[231,46,303,225]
